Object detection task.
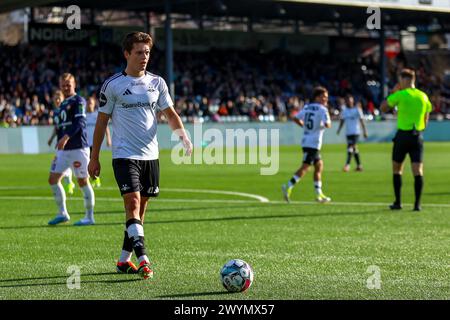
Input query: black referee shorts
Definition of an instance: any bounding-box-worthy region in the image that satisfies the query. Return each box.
[112,158,160,197]
[392,130,424,163]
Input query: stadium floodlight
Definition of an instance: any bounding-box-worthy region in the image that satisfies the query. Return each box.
[407,25,417,33]
[214,0,227,12]
[428,18,441,32]
[332,10,340,19]
[275,4,286,16]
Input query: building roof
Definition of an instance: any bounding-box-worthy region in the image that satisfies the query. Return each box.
[1,0,449,30]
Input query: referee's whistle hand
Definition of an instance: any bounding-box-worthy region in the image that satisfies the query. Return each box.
[88,159,101,178]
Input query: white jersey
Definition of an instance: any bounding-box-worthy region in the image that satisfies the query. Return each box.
[99,71,173,160]
[296,103,331,150]
[86,110,98,147]
[341,106,363,136]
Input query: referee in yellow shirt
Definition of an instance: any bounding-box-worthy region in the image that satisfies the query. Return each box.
[381,69,433,211]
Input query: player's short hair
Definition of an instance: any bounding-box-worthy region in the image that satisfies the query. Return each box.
[122,32,153,53]
[345,94,354,104]
[59,73,76,83]
[400,68,415,80]
[311,86,328,101]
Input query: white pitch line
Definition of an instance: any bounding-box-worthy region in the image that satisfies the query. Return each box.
[1,195,450,208]
[163,188,270,203]
[0,186,270,203]
[0,196,255,204]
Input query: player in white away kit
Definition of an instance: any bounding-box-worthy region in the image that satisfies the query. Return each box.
[282,86,332,203]
[88,32,192,278]
[336,95,368,172]
[85,97,111,187]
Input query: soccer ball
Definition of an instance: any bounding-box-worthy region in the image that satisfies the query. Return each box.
[220,259,254,292]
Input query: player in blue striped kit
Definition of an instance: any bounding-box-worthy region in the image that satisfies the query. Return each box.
[47,73,95,226]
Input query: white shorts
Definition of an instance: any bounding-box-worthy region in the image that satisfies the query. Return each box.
[50,148,90,178]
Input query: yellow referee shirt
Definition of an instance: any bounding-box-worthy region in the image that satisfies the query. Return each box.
[387,88,432,131]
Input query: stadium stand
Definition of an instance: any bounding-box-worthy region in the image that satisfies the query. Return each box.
[1,42,448,127]
[1,0,449,126]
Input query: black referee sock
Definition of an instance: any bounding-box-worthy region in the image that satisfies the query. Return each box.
[393,174,402,205]
[414,175,423,207]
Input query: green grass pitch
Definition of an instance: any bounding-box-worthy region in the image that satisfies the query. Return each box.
[0,142,448,300]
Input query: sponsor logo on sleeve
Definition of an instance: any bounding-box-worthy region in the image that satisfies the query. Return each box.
[99,93,107,107]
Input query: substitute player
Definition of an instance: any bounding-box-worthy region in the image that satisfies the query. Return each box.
[336,94,368,172]
[88,32,192,278]
[282,86,332,203]
[381,68,432,211]
[48,73,95,226]
[86,96,111,188]
[48,89,76,195]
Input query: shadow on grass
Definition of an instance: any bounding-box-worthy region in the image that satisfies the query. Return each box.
[157,291,234,298]
[0,272,143,288]
[423,192,450,196]
[0,207,387,231]
[27,204,263,217]
[0,272,117,283]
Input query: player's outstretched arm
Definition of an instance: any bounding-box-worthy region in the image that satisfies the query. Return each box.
[105,123,112,147]
[161,106,192,156]
[424,112,430,129]
[360,118,368,138]
[88,112,110,178]
[336,119,344,135]
[48,127,57,146]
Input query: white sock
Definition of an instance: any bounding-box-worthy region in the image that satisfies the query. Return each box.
[138,255,149,264]
[288,174,300,188]
[50,183,68,216]
[127,223,144,239]
[119,250,132,263]
[127,223,149,264]
[81,184,95,220]
[314,180,322,195]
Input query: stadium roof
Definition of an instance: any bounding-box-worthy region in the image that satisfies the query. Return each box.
[1,0,449,29]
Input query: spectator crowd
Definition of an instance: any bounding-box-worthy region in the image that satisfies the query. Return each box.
[1,43,449,127]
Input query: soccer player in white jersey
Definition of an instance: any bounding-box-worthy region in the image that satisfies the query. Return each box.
[86,96,111,188]
[48,73,95,226]
[48,89,76,195]
[282,86,332,203]
[336,95,368,172]
[88,32,193,278]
